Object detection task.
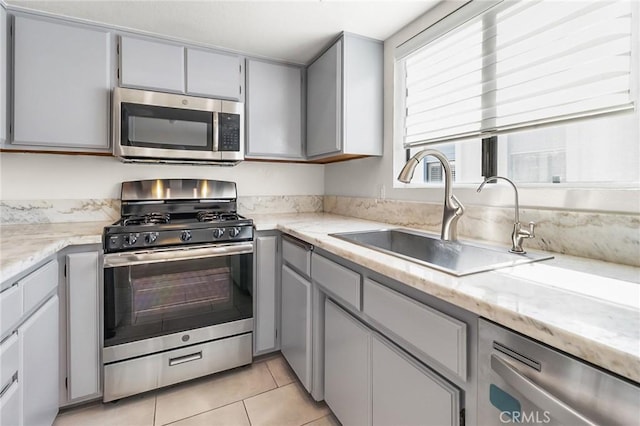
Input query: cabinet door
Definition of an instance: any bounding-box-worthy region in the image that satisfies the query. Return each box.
[19,295,59,426]
[280,264,312,391]
[186,48,242,100]
[246,59,303,158]
[67,252,100,401]
[254,236,278,355]
[0,379,20,426]
[120,36,184,93]
[372,336,461,426]
[13,16,110,149]
[324,299,371,426]
[306,40,342,158]
[1,5,6,143]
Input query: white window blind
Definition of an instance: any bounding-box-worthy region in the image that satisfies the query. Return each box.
[399,0,636,148]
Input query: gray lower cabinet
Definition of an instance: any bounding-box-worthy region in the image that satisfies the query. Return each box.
[245,59,304,159]
[324,297,462,426]
[254,235,279,355]
[306,33,383,162]
[64,251,101,403]
[1,4,6,144]
[280,264,312,391]
[1,258,59,426]
[20,295,59,426]
[11,14,111,151]
[324,299,371,426]
[372,336,461,426]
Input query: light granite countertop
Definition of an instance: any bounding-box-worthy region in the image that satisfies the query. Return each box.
[1,213,638,383]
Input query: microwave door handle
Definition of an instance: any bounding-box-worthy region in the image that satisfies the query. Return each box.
[212,111,219,152]
[490,355,597,426]
[103,243,253,268]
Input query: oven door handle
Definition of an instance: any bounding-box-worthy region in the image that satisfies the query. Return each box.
[103,243,253,268]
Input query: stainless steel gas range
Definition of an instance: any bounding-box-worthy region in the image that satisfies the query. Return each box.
[102,179,254,402]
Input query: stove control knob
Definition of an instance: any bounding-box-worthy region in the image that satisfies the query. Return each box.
[181,230,192,242]
[145,232,158,244]
[124,233,139,246]
[212,228,225,239]
[229,227,241,238]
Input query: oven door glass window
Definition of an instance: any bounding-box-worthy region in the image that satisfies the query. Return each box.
[104,253,252,347]
[121,103,214,150]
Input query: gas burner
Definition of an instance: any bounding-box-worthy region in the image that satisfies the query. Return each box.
[197,211,239,222]
[122,213,171,226]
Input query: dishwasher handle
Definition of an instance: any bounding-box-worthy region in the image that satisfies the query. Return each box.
[491,354,598,426]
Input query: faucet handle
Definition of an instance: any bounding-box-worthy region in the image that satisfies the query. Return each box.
[451,194,465,216]
[527,222,536,238]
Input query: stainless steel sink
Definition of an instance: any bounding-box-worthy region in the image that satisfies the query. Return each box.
[330,229,553,276]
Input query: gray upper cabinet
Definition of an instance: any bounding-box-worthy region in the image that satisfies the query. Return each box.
[306,33,383,162]
[11,15,110,151]
[246,59,304,159]
[306,41,341,158]
[1,4,6,144]
[119,36,184,93]
[187,48,242,100]
[120,36,243,101]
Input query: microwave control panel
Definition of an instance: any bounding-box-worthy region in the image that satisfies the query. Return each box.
[218,113,241,152]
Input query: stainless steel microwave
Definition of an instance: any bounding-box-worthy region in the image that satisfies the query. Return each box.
[112,87,244,165]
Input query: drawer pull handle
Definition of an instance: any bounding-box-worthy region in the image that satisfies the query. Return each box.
[169,351,203,366]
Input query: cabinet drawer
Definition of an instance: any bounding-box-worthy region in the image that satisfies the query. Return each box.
[363,279,467,380]
[0,285,22,337]
[312,254,361,310]
[282,237,311,277]
[21,260,58,315]
[0,333,19,390]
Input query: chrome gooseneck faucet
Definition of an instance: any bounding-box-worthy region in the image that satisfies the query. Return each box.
[397,149,464,241]
[477,176,535,254]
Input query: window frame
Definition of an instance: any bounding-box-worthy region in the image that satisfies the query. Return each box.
[393,0,640,194]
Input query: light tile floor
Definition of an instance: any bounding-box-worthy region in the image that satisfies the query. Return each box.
[54,354,340,426]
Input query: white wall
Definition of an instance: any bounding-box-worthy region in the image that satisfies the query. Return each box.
[324,1,640,214]
[0,152,324,199]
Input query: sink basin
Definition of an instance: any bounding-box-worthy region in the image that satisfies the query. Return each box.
[330,229,553,276]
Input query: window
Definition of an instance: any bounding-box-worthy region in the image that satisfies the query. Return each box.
[395,0,639,187]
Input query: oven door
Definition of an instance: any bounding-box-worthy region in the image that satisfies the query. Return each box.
[103,243,253,355]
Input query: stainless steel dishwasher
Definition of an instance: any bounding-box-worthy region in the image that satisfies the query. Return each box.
[478,319,639,425]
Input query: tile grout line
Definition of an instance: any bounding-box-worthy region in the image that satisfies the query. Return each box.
[152,392,158,426]
[241,400,253,426]
[300,414,333,426]
[158,400,244,426]
[264,358,280,387]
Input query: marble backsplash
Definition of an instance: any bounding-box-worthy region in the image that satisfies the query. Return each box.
[324,196,640,267]
[2,195,637,266]
[0,195,324,225]
[0,199,121,224]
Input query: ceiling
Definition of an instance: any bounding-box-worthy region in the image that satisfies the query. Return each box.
[7,0,440,64]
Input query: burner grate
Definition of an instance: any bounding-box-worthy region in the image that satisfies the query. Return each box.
[122,213,171,226]
[197,211,239,222]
